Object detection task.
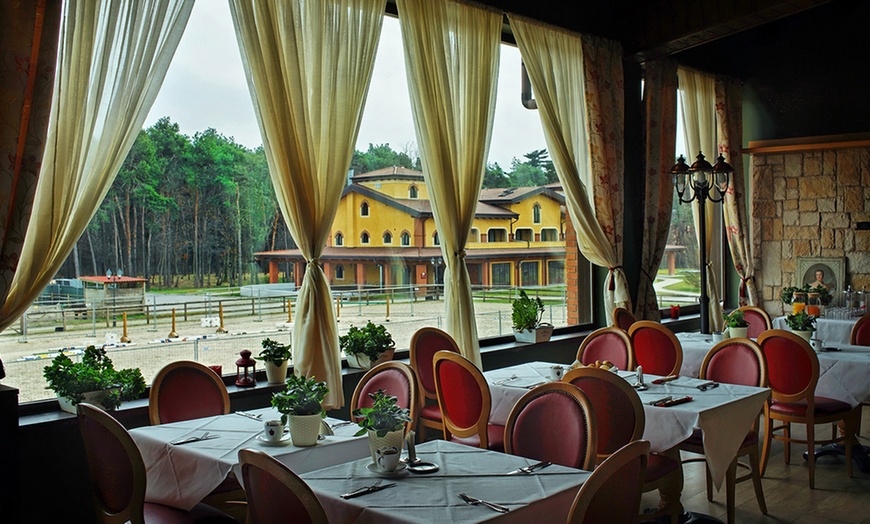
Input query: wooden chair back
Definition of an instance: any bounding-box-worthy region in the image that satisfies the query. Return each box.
[627,321,683,377]
[736,306,773,339]
[433,350,491,447]
[239,448,328,524]
[567,440,650,524]
[149,360,230,425]
[349,361,418,433]
[576,326,634,371]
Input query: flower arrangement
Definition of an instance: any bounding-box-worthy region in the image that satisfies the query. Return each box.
[256,337,292,365]
[511,290,546,332]
[340,321,395,362]
[785,309,817,332]
[43,345,145,411]
[271,373,328,425]
[353,389,412,438]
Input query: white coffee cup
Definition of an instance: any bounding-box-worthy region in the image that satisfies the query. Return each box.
[811,338,824,352]
[376,446,401,472]
[712,331,725,343]
[549,365,564,381]
[263,419,284,442]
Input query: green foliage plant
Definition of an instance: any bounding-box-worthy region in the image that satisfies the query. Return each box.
[340,321,395,362]
[512,290,545,332]
[43,345,146,410]
[353,389,412,437]
[271,373,328,424]
[723,310,749,328]
[256,338,291,365]
[785,309,817,332]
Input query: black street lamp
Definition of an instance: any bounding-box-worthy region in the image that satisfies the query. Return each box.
[106,268,123,327]
[430,257,443,300]
[670,152,733,334]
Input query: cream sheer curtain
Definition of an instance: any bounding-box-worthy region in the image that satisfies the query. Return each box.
[716,76,757,306]
[678,67,723,331]
[1,0,193,331]
[636,59,678,321]
[396,0,500,368]
[230,0,385,408]
[508,16,630,320]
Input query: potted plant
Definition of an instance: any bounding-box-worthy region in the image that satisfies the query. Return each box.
[43,345,146,413]
[256,337,291,384]
[511,289,553,343]
[785,309,817,342]
[271,373,328,447]
[340,321,395,369]
[353,389,412,464]
[723,310,750,339]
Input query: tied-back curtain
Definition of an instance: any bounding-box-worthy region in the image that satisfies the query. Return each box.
[2,0,193,332]
[636,59,678,321]
[677,67,723,331]
[716,76,756,306]
[0,0,61,339]
[396,0,500,368]
[229,0,385,407]
[508,16,630,320]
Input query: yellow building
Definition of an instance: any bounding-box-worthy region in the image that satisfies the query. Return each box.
[255,167,566,293]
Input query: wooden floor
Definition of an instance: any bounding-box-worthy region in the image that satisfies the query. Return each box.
[641,408,870,523]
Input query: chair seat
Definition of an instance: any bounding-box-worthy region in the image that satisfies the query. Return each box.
[681,428,759,455]
[144,502,237,523]
[770,396,852,417]
[644,452,679,482]
[450,423,505,452]
[419,403,443,422]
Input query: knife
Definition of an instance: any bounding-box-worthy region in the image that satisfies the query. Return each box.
[340,482,396,499]
[696,381,719,391]
[647,395,672,406]
[658,395,693,407]
[507,460,552,475]
[171,434,219,445]
[651,375,680,385]
[235,411,262,421]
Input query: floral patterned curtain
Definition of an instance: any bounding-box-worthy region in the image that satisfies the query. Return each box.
[636,59,678,320]
[716,76,756,306]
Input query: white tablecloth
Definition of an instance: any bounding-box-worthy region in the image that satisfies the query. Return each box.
[301,440,589,523]
[130,408,368,510]
[675,332,870,408]
[772,316,858,346]
[485,362,769,491]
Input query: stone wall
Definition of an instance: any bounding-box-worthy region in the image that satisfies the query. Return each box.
[751,146,870,316]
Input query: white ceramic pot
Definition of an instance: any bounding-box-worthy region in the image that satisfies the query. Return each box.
[57,389,115,414]
[367,428,404,465]
[289,414,322,447]
[264,360,289,384]
[513,324,554,344]
[791,329,813,343]
[346,348,395,369]
[728,326,749,339]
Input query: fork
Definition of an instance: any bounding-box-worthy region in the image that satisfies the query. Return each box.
[458,493,510,513]
[493,374,518,385]
[171,432,212,445]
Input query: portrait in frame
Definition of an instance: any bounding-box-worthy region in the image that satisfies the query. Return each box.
[797,256,845,297]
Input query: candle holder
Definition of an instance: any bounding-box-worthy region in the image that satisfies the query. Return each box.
[235,349,257,387]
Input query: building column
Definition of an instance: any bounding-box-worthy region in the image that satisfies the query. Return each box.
[323,262,333,285]
[415,264,427,297]
[565,213,579,325]
[294,261,304,288]
[356,263,366,291]
[383,263,393,288]
[268,260,279,284]
[482,261,490,287]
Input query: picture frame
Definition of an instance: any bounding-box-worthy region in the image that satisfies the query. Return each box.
[796,256,845,300]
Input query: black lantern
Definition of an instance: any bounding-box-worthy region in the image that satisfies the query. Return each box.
[235,349,257,387]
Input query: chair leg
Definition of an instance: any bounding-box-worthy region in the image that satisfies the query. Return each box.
[807,421,815,490]
[747,448,767,515]
[760,407,773,477]
[705,463,713,502]
[783,422,791,465]
[725,458,737,524]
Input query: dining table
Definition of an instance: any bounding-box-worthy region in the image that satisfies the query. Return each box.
[129,407,368,511]
[301,439,590,523]
[485,362,770,491]
[771,315,858,346]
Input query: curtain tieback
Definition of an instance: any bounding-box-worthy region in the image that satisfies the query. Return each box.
[307,257,321,267]
[640,268,654,282]
[607,266,623,291]
[739,275,752,299]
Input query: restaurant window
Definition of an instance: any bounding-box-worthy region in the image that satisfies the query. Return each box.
[533,203,542,224]
[540,228,558,242]
[492,262,511,287]
[361,231,370,244]
[515,228,533,243]
[360,201,370,217]
[487,228,507,242]
[334,232,344,246]
[400,231,411,246]
[547,260,564,285]
[432,231,440,246]
[383,231,392,244]
[408,185,418,198]
[335,264,345,280]
[520,261,539,287]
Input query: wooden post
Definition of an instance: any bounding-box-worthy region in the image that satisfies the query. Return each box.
[336,295,341,322]
[168,308,178,338]
[287,299,293,323]
[120,312,131,343]
[216,302,228,333]
[385,294,391,322]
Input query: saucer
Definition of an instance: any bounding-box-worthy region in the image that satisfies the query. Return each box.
[257,433,291,446]
[366,462,408,477]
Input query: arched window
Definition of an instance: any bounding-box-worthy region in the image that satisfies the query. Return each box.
[361,231,370,244]
[360,201,370,217]
[383,231,392,244]
[335,265,345,279]
[433,231,440,246]
[533,203,542,224]
[469,228,479,242]
[401,232,411,246]
[488,228,507,242]
[334,232,344,246]
[409,185,418,199]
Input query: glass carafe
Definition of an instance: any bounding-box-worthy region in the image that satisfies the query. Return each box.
[806,292,821,317]
[792,292,807,314]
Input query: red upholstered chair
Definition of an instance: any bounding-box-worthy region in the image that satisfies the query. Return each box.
[149,360,231,425]
[409,327,460,441]
[563,367,682,523]
[628,320,683,377]
[433,350,504,452]
[349,361,418,433]
[503,382,597,471]
[576,326,634,371]
[736,306,773,339]
[850,312,870,345]
[679,339,768,524]
[758,330,858,489]
[567,440,650,524]
[238,449,328,524]
[613,306,637,332]
[77,403,236,524]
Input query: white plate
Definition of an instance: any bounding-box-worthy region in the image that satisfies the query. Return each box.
[366,462,408,477]
[257,433,291,446]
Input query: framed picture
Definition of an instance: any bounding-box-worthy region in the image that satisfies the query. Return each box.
[796,256,845,297]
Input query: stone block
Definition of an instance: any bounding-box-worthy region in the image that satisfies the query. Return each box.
[786,177,798,188]
[784,225,818,240]
[754,174,773,200]
[799,175,837,199]
[782,257,795,273]
[851,274,870,290]
[824,150,837,175]
[782,210,799,226]
[821,228,835,249]
[761,243,782,286]
[799,199,818,213]
[762,286,773,301]
[752,155,766,166]
[761,219,773,241]
[772,218,783,241]
[837,150,861,185]
[821,213,850,229]
[847,251,870,274]
[753,200,776,218]
[784,154,802,177]
[793,240,811,257]
[799,212,819,227]
[856,230,870,252]
[804,156,822,176]
[844,229,854,252]
[817,198,836,213]
[844,190,864,212]
[773,177,786,200]
[767,154,784,165]
[783,199,798,211]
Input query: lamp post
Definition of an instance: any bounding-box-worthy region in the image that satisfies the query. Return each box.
[106,268,123,327]
[430,257,443,300]
[670,152,733,334]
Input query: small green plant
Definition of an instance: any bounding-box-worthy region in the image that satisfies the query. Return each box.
[256,338,292,365]
[723,310,749,328]
[43,345,145,410]
[785,309,817,331]
[340,321,395,362]
[271,373,328,424]
[512,289,545,331]
[353,389,412,437]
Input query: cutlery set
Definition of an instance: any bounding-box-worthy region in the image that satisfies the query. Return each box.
[647,395,693,407]
[341,480,396,499]
[234,411,262,421]
[696,380,719,391]
[171,432,219,445]
[458,492,510,513]
[507,460,552,475]
[493,374,518,385]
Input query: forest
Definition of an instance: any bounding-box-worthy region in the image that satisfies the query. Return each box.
[56,118,559,289]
